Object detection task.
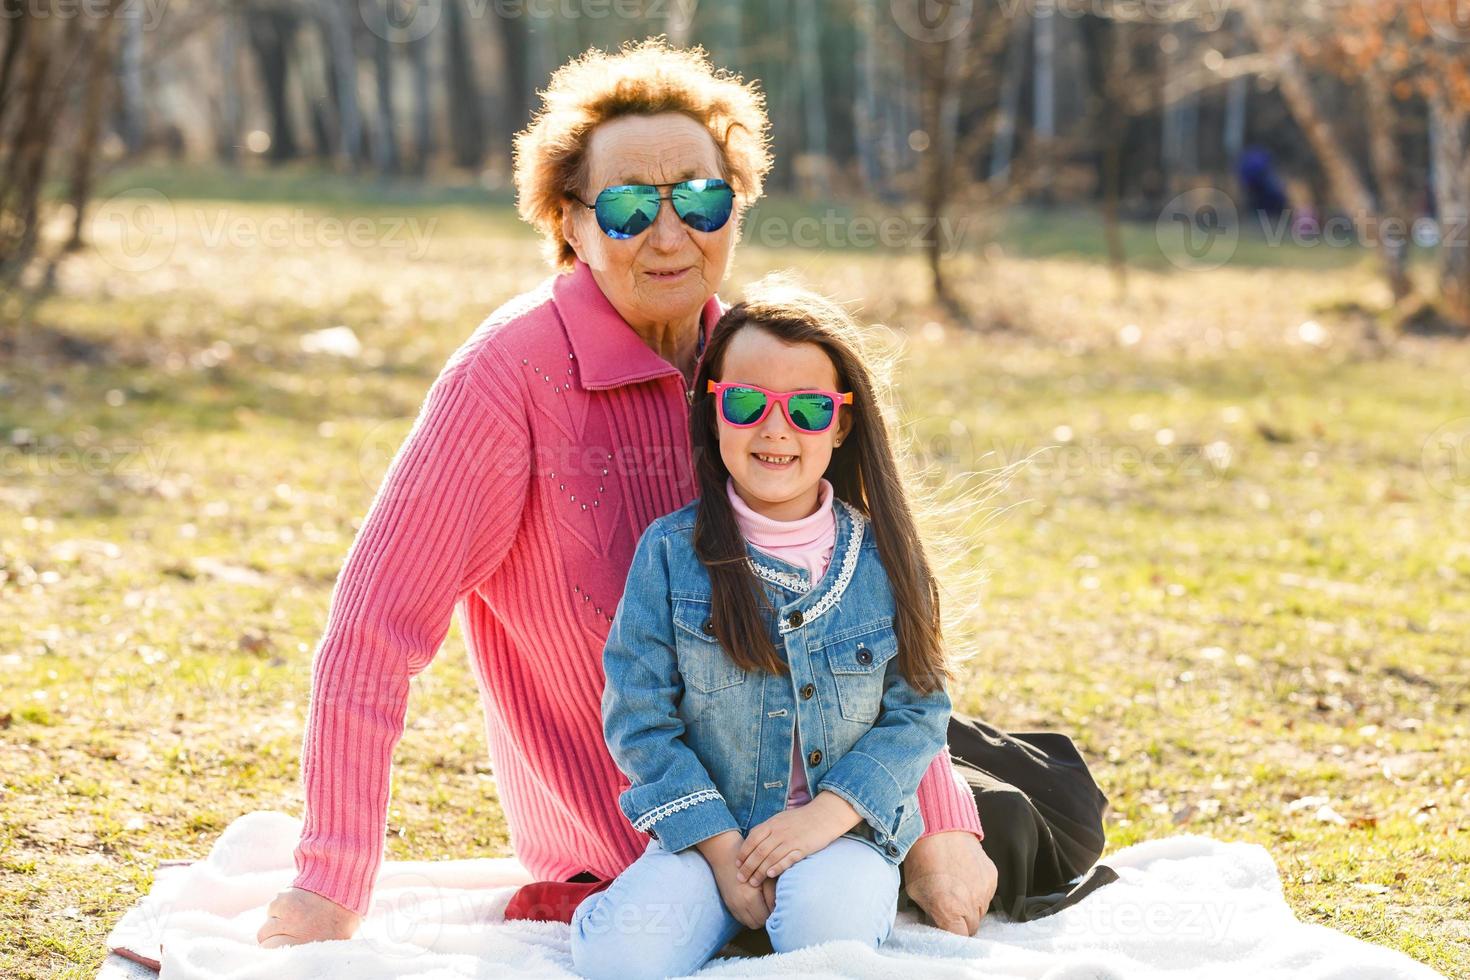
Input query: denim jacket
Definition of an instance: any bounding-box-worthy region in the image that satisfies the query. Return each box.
[600,493,952,867]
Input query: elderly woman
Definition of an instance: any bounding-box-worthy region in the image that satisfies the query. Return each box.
[258,40,1107,950]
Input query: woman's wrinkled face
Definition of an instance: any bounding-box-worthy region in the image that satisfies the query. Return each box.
[562,112,738,334]
[715,327,853,523]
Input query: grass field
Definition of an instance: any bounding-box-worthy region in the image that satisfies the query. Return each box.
[2,167,1468,978]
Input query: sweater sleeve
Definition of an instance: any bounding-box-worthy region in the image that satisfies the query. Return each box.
[290,346,530,916]
[915,748,985,842]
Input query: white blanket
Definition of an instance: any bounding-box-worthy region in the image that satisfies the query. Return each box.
[101,810,1444,979]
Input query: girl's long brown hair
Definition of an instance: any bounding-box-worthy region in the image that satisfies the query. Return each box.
[691,279,951,695]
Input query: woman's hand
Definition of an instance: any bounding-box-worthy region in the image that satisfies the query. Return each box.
[901,831,997,936]
[734,792,861,884]
[696,831,773,929]
[256,887,361,947]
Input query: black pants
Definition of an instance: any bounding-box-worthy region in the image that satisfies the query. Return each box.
[722,713,1118,954]
[940,713,1117,922]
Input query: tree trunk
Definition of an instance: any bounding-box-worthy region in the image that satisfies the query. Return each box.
[214,8,242,164]
[1363,66,1412,303]
[916,33,964,312]
[66,1,121,253]
[1032,9,1055,202]
[1241,2,1400,302]
[444,0,485,170]
[407,29,432,176]
[988,15,1027,185]
[247,8,300,161]
[0,0,29,124]
[492,9,530,171]
[793,0,828,197]
[1429,94,1470,330]
[317,0,362,171]
[365,0,398,175]
[1087,14,1131,294]
[854,0,883,195]
[1223,74,1248,164]
[0,10,78,282]
[1240,2,1374,220]
[115,5,145,154]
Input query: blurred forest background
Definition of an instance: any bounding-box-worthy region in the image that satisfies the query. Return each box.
[3,2,1470,978]
[5,0,1470,322]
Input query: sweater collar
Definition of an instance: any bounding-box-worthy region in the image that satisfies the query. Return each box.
[552,258,726,391]
[726,476,835,551]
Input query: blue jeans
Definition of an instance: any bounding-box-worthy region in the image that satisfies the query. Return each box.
[569,836,900,980]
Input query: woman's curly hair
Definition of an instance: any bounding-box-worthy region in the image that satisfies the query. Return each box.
[513,37,773,268]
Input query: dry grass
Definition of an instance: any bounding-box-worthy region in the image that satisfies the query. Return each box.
[1,168,1467,978]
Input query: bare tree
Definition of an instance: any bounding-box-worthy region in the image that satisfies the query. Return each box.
[246,5,301,161]
[444,0,486,170]
[0,6,83,283]
[65,0,122,253]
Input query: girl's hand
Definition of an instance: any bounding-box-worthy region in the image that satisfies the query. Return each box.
[735,792,862,883]
[697,831,774,929]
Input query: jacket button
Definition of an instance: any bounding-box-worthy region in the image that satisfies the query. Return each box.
[885,842,900,857]
[788,610,804,628]
[807,749,823,766]
[703,620,714,635]
[856,648,873,665]
[800,683,815,700]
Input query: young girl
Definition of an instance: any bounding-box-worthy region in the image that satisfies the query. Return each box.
[570,283,955,979]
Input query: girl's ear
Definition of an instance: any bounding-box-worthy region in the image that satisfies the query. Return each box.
[836,407,854,445]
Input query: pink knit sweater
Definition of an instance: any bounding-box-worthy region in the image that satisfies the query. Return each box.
[292,259,983,916]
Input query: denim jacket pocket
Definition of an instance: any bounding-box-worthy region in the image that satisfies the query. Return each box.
[823,621,900,723]
[671,597,747,694]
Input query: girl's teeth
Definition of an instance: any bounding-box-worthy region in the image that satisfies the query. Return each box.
[756,453,795,463]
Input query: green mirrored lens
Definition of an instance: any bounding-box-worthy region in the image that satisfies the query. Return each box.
[670,179,734,232]
[721,387,768,425]
[786,393,836,431]
[595,186,659,239]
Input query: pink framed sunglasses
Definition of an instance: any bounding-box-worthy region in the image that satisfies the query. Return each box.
[706,380,854,434]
